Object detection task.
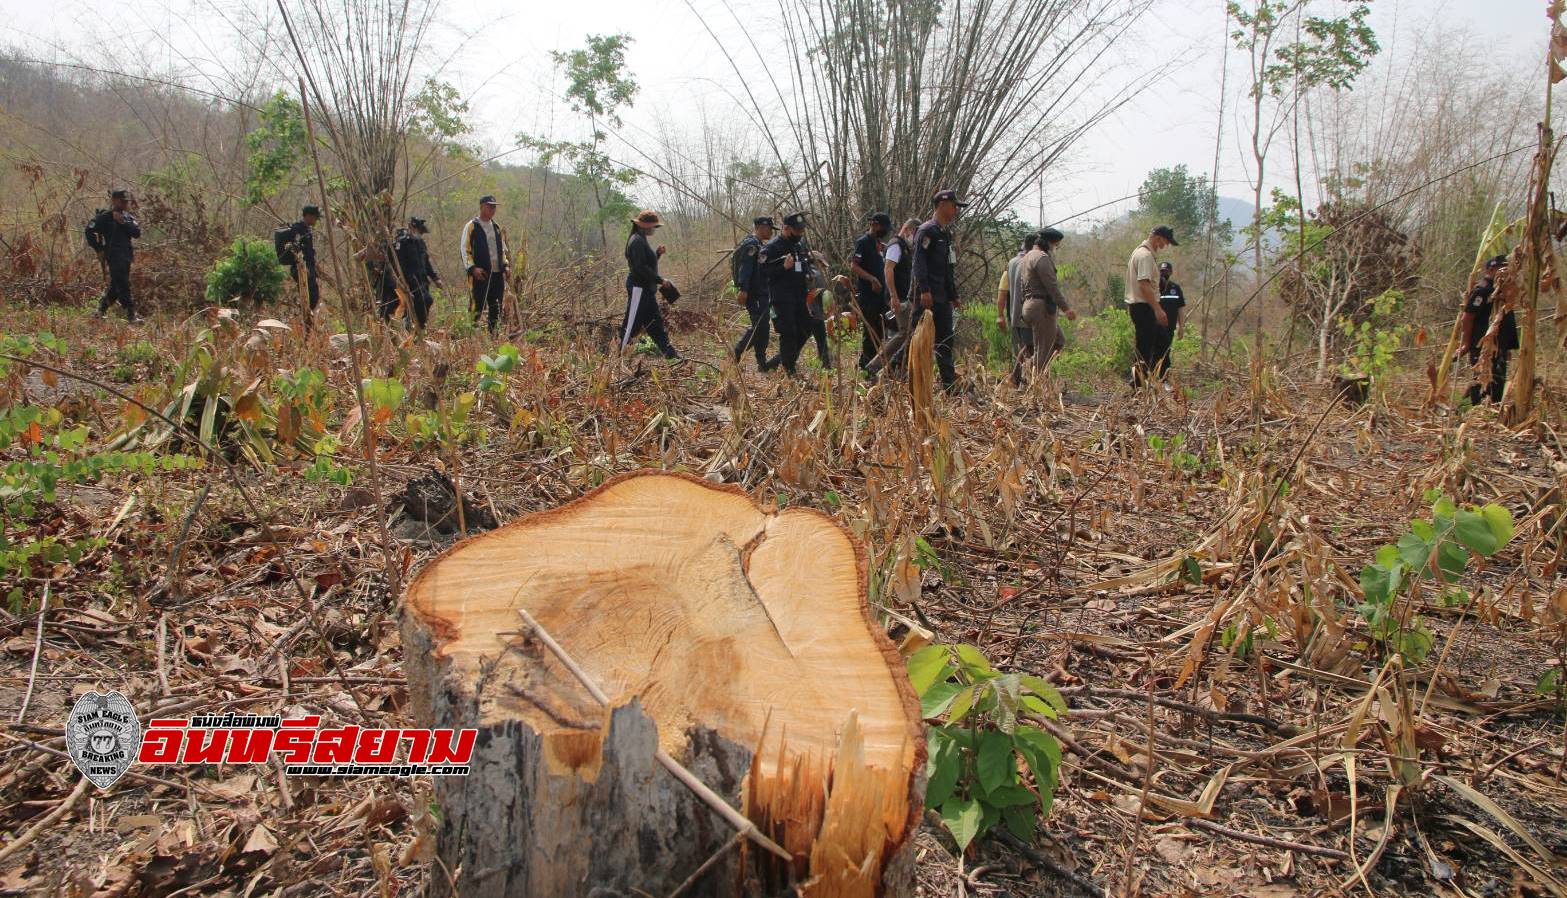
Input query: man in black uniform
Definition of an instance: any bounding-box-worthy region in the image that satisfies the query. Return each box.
[759,212,815,376]
[1459,254,1516,405]
[275,204,321,313]
[1151,260,1187,381]
[394,216,442,331]
[731,215,775,368]
[850,212,891,373]
[86,188,141,323]
[912,189,966,390]
[865,217,920,381]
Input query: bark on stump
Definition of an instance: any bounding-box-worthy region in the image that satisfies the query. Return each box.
[403,471,925,897]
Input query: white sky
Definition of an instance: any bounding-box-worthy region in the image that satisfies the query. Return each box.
[0,0,1550,227]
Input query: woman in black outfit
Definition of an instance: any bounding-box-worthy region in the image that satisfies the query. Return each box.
[620,209,680,360]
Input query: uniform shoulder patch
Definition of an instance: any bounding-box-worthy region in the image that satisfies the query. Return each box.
[921,237,930,249]
[748,245,758,256]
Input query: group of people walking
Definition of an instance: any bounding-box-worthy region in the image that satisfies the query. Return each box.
[718,190,972,389]
[81,186,1519,408]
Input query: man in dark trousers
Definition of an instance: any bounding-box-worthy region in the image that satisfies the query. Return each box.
[394,216,442,332]
[1459,254,1516,405]
[1125,224,1176,387]
[86,188,141,323]
[731,215,775,368]
[912,189,966,391]
[275,204,321,314]
[759,212,815,376]
[460,195,509,334]
[851,212,891,373]
[620,209,680,360]
[865,217,920,381]
[1151,260,1187,382]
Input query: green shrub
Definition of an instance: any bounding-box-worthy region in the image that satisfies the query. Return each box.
[959,304,1013,374]
[205,236,286,306]
[908,643,1063,851]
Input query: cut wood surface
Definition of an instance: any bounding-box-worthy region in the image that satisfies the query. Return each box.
[403,470,925,897]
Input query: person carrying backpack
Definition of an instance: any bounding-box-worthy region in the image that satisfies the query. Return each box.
[274,204,321,314]
[86,188,141,323]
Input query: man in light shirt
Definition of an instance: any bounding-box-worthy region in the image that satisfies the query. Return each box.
[1124,225,1176,387]
[998,233,1037,385]
[460,195,509,334]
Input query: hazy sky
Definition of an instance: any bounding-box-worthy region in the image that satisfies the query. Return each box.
[0,0,1551,227]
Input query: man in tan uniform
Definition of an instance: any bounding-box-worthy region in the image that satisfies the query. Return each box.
[1017,227,1077,381]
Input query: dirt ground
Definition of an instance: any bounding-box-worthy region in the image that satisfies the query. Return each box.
[1,300,1564,897]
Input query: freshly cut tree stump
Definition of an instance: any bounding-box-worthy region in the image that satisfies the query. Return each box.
[403,471,925,898]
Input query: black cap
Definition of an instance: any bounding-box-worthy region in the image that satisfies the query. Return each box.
[1485,254,1508,270]
[783,212,807,229]
[1037,227,1064,244]
[1158,260,1173,272]
[753,215,775,227]
[868,211,893,227]
[409,216,428,232]
[1152,225,1179,245]
[108,188,129,200]
[932,189,969,207]
[302,204,321,217]
[479,194,499,207]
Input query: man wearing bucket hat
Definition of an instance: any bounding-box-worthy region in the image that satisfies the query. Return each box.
[460,195,510,334]
[620,209,680,360]
[395,216,441,331]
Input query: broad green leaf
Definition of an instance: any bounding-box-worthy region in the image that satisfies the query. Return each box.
[1396,531,1432,570]
[906,645,951,696]
[1020,675,1067,717]
[1374,544,1401,568]
[1002,804,1037,841]
[1180,556,1202,585]
[1410,518,1435,541]
[976,730,1016,794]
[1359,562,1398,605]
[1436,541,1467,583]
[984,783,1037,808]
[925,731,960,808]
[1431,495,1457,518]
[978,801,1000,840]
[954,644,993,676]
[1480,504,1513,546]
[1536,667,1562,696]
[940,797,983,851]
[1454,509,1500,556]
[947,684,978,724]
[920,682,962,719]
[994,674,1021,734]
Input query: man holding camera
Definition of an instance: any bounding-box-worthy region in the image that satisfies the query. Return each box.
[86,188,141,323]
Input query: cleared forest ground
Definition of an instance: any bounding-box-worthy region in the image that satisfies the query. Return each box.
[1,299,1564,897]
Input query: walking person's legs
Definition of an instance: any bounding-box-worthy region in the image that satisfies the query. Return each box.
[932,301,957,389]
[1128,303,1159,386]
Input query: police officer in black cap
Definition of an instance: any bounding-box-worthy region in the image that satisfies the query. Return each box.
[1459,253,1517,405]
[759,212,815,375]
[274,204,322,314]
[394,216,442,331]
[912,189,966,390]
[86,188,141,322]
[732,215,776,368]
[851,212,892,373]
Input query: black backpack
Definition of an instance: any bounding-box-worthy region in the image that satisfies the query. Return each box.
[273,225,297,264]
[83,210,108,252]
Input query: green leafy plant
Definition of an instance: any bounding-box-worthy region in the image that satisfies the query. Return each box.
[206,236,286,307]
[1356,493,1513,663]
[907,643,1064,852]
[0,334,200,607]
[1338,288,1410,383]
[1147,432,1203,474]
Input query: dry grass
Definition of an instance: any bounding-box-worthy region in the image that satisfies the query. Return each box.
[0,294,1564,897]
